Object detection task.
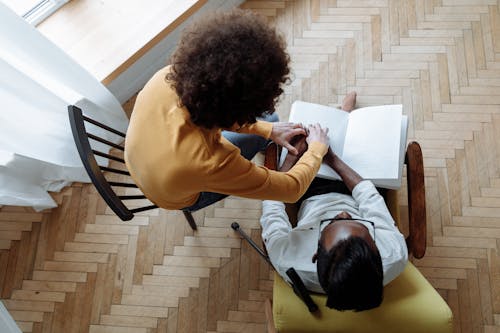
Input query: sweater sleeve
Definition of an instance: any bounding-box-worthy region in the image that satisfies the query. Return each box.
[228,120,273,138]
[204,141,328,203]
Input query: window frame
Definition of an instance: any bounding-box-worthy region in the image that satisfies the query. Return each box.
[23,0,70,26]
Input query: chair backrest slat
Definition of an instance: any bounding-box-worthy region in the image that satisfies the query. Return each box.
[83,115,126,137]
[118,195,147,200]
[68,105,133,221]
[108,181,137,188]
[88,133,124,151]
[92,150,125,164]
[130,205,158,213]
[100,166,130,176]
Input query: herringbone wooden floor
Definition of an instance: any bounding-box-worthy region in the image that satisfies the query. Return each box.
[2,1,500,332]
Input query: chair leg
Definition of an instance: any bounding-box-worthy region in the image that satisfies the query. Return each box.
[183,211,197,230]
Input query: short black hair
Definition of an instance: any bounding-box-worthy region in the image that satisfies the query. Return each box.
[316,236,383,311]
[166,8,290,129]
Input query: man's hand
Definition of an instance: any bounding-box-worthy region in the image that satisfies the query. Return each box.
[279,135,307,172]
[290,134,308,156]
[323,146,363,192]
[323,147,336,166]
[270,122,307,155]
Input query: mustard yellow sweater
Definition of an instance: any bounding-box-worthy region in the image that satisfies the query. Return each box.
[124,66,328,210]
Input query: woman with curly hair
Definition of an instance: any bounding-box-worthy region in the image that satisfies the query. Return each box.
[125,8,329,213]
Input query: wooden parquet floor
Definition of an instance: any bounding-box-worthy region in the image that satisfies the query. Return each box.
[2,0,500,332]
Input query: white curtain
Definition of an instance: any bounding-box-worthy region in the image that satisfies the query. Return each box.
[0,3,129,211]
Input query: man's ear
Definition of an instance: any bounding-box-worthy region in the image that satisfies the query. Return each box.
[312,252,318,263]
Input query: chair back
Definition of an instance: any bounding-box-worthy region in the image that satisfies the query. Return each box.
[68,105,157,221]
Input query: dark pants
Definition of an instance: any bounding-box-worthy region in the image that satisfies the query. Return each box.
[297,178,351,206]
[299,177,387,206]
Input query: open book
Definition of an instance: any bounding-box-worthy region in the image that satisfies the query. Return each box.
[280,101,408,189]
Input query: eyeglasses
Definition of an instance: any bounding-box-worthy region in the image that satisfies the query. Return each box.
[318,217,376,245]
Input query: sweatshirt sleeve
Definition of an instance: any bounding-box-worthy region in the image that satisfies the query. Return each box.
[228,120,273,138]
[259,200,295,281]
[351,181,398,231]
[352,180,408,285]
[203,141,328,203]
[260,200,292,262]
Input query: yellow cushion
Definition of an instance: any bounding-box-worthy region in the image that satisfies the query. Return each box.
[272,263,453,333]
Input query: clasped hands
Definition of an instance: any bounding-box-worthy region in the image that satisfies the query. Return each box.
[270,122,330,172]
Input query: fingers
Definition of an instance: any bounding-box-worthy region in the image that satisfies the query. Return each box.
[305,123,330,146]
[287,122,305,129]
[307,123,326,133]
[278,122,305,128]
[274,122,307,138]
[291,127,307,137]
[284,143,299,155]
[308,123,328,133]
[288,123,307,136]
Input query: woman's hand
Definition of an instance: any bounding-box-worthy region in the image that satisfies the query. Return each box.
[306,123,329,146]
[270,122,307,155]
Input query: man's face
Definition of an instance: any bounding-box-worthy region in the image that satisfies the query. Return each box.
[312,211,377,263]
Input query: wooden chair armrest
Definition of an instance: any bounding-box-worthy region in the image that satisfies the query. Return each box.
[265,298,277,333]
[405,141,426,259]
[264,142,279,171]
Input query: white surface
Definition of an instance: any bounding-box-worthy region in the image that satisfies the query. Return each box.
[108,0,245,104]
[0,3,128,210]
[282,101,406,189]
[0,301,21,333]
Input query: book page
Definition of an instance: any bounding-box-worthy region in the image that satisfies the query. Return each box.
[280,101,349,178]
[289,101,349,155]
[397,115,408,186]
[374,115,408,189]
[342,105,402,180]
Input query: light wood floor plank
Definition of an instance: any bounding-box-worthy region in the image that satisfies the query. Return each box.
[2,1,500,332]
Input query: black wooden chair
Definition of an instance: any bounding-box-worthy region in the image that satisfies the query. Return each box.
[68,105,197,230]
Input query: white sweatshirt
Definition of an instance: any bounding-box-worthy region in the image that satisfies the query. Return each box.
[260,180,408,293]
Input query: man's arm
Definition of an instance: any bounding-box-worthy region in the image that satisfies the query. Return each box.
[260,200,292,266]
[279,135,307,172]
[323,147,363,192]
[324,148,394,227]
[281,138,363,190]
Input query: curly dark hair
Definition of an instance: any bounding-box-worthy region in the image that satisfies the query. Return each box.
[166,8,290,129]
